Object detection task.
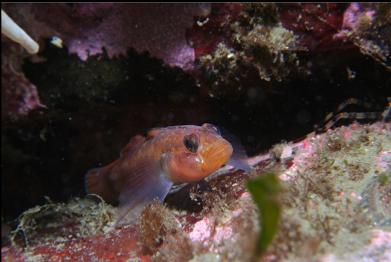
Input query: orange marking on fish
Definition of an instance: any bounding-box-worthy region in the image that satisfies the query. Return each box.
[85,123,233,225]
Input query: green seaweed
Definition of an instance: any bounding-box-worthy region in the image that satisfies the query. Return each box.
[247,172,282,255]
[378,172,389,186]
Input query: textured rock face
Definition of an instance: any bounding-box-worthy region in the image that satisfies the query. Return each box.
[1,3,390,261]
[2,3,390,119]
[1,3,210,120]
[3,3,210,67]
[2,122,390,261]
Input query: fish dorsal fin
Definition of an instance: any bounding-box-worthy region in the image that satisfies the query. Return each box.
[120,135,146,158]
[202,123,221,134]
[114,155,173,227]
[146,128,164,139]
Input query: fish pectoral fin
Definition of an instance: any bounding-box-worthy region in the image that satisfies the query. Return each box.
[219,127,252,174]
[168,182,189,194]
[228,157,252,174]
[115,161,173,227]
[120,135,146,158]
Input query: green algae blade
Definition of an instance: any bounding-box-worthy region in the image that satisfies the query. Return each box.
[247,172,282,255]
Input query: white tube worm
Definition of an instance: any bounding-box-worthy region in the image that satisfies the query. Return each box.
[1,9,39,54]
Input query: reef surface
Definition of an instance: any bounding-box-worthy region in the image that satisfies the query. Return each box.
[2,122,390,261]
[1,3,390,261]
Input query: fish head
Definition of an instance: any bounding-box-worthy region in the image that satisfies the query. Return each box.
[162,124,233,183]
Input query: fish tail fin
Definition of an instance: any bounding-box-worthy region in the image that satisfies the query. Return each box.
[85,168,104,194]
[85,161,118,203]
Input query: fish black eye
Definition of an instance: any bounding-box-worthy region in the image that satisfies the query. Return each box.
[184,133,199,153]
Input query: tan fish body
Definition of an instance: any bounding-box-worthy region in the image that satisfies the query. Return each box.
[85,123,233,224]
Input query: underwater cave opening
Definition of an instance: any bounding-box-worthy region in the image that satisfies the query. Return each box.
[1,38,389,225]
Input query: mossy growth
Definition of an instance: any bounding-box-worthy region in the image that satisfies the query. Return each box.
[347,4,391,71]
[240,3,279,26]
[198,3,300,100]
[138,201,193,261]
[378,172,390,186]
[9,196,115,248]
[268,123,391,260]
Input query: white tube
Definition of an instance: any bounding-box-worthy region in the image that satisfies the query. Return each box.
[1,9,39,54]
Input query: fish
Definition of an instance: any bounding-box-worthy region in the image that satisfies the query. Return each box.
[85,123,244,225]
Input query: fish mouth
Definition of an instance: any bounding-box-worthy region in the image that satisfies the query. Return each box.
[202,138,233,172]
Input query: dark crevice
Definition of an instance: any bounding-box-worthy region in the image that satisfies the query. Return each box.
[2,39,389,221]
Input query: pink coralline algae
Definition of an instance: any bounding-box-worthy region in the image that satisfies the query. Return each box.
[30,3,211,70]
[1,44,46,120]
[278,3,354,51]
[1,65,46,119]
[335,3,376,39]
[189,217,213,243]
[1,3,211,119]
